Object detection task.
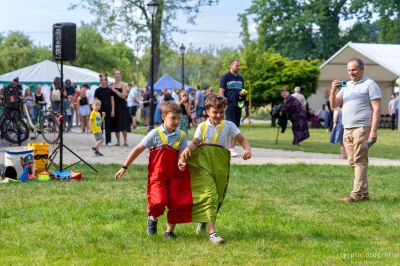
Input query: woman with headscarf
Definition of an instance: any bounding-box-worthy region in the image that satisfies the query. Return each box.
[280,88,310,145]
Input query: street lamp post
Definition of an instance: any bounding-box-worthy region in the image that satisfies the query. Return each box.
[136,59,139,85]
[147,0,158,131]
[180,44,186,90]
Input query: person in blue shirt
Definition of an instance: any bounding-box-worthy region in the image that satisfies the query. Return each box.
[219,59,244,157]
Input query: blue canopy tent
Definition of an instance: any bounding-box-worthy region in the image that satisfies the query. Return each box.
[154,73,192,93]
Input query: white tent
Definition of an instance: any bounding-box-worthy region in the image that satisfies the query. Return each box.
[0,60,115,106]
[308,42,400,113]
[0,60,114,86]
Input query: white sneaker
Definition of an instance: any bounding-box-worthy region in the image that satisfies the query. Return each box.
[209,232,225,245]
[196,222,206,235]
[229,149,239,157]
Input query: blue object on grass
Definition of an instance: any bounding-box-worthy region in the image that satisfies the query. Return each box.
[52,170,71,180]
[19,167,30,182]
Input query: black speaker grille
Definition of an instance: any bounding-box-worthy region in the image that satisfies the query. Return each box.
[52,23,76,61]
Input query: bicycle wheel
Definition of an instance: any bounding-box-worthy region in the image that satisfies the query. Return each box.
[2,115,29,144]
[40,114,60,144]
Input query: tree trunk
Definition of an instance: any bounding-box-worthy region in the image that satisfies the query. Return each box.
[147,0,163,87]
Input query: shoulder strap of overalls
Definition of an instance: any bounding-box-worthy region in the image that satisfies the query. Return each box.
[156,127,167,145]
[171,130,185,150]
[201,120,225,144]
[156,127,184,149]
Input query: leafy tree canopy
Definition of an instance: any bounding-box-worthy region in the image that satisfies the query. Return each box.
[71,0,219,84]
[238,44,320,107]
[242,0,400,60]
[75,25,137,82]
[0,32,51,74]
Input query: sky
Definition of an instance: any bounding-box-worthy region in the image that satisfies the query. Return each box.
[0,0,255,52]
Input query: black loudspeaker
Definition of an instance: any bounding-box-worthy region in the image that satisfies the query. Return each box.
[52,22,76,61]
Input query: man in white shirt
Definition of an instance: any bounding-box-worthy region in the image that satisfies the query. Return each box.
[292,86,307,110]
[127,84,139,129]
[329,58,381,203]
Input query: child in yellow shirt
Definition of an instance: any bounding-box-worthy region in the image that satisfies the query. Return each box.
[89,99,106,156]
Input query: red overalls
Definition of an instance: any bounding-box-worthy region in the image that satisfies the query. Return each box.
[147,128,193,224]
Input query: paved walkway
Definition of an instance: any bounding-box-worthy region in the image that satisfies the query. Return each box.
[1,128,400,166]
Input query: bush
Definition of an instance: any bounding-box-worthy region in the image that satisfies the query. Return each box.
[250,106,271,120]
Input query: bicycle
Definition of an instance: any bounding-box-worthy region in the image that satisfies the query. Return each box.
[22,99,61,144]
[0,98,60,145]
[0,103,29,145]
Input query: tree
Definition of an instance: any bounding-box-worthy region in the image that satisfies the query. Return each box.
[243,0,400,60]
[238,43,319,107]
[243,0,348,60]
[351,0,400,43]
[75,26,137,82]
[138,43,229,89]
[0,32,51,74]
[342,21,379,44]
[72,0,219,84]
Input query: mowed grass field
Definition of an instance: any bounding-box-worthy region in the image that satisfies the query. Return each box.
[1,164,399,265]
[134,123,400,159]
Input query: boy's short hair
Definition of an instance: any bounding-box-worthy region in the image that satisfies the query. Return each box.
[82,83,89,89]
[92,99,101,107]
[161,100,182,115]
[205,93,227,110]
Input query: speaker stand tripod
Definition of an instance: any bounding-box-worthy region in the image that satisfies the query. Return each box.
[48,59,97,172]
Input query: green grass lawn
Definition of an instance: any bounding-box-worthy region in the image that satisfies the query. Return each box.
[134,123,400,159]
[1,164,399,265]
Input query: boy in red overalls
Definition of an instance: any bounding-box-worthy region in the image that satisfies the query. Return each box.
[115,101,192,240]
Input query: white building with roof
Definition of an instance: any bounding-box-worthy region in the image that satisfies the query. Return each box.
[308,42,400,114]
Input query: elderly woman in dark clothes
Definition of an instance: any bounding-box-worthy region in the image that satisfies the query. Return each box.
[280,88,310,145]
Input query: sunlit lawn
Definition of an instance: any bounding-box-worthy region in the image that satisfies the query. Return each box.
[1,164,399,265]
[133,122,400,159]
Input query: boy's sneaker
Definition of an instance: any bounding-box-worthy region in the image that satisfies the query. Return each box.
[164,231,176,240]
[147,217,158,235]
[229,149,239,157]
[196,222,206,235]
[91,147,97,155]
[209,232,225,245]
[96,151,104,156]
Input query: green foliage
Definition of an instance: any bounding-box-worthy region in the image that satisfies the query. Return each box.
[3,31,33,47]
[0,32,51,74]
[351,0,400,43]
[74,26,137,82]
[239,44,320,106]
[244,0,400,60]
[72,0,219,85]
[244,0,342,59]
[138,44,236,89]
[342,21,380,43]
